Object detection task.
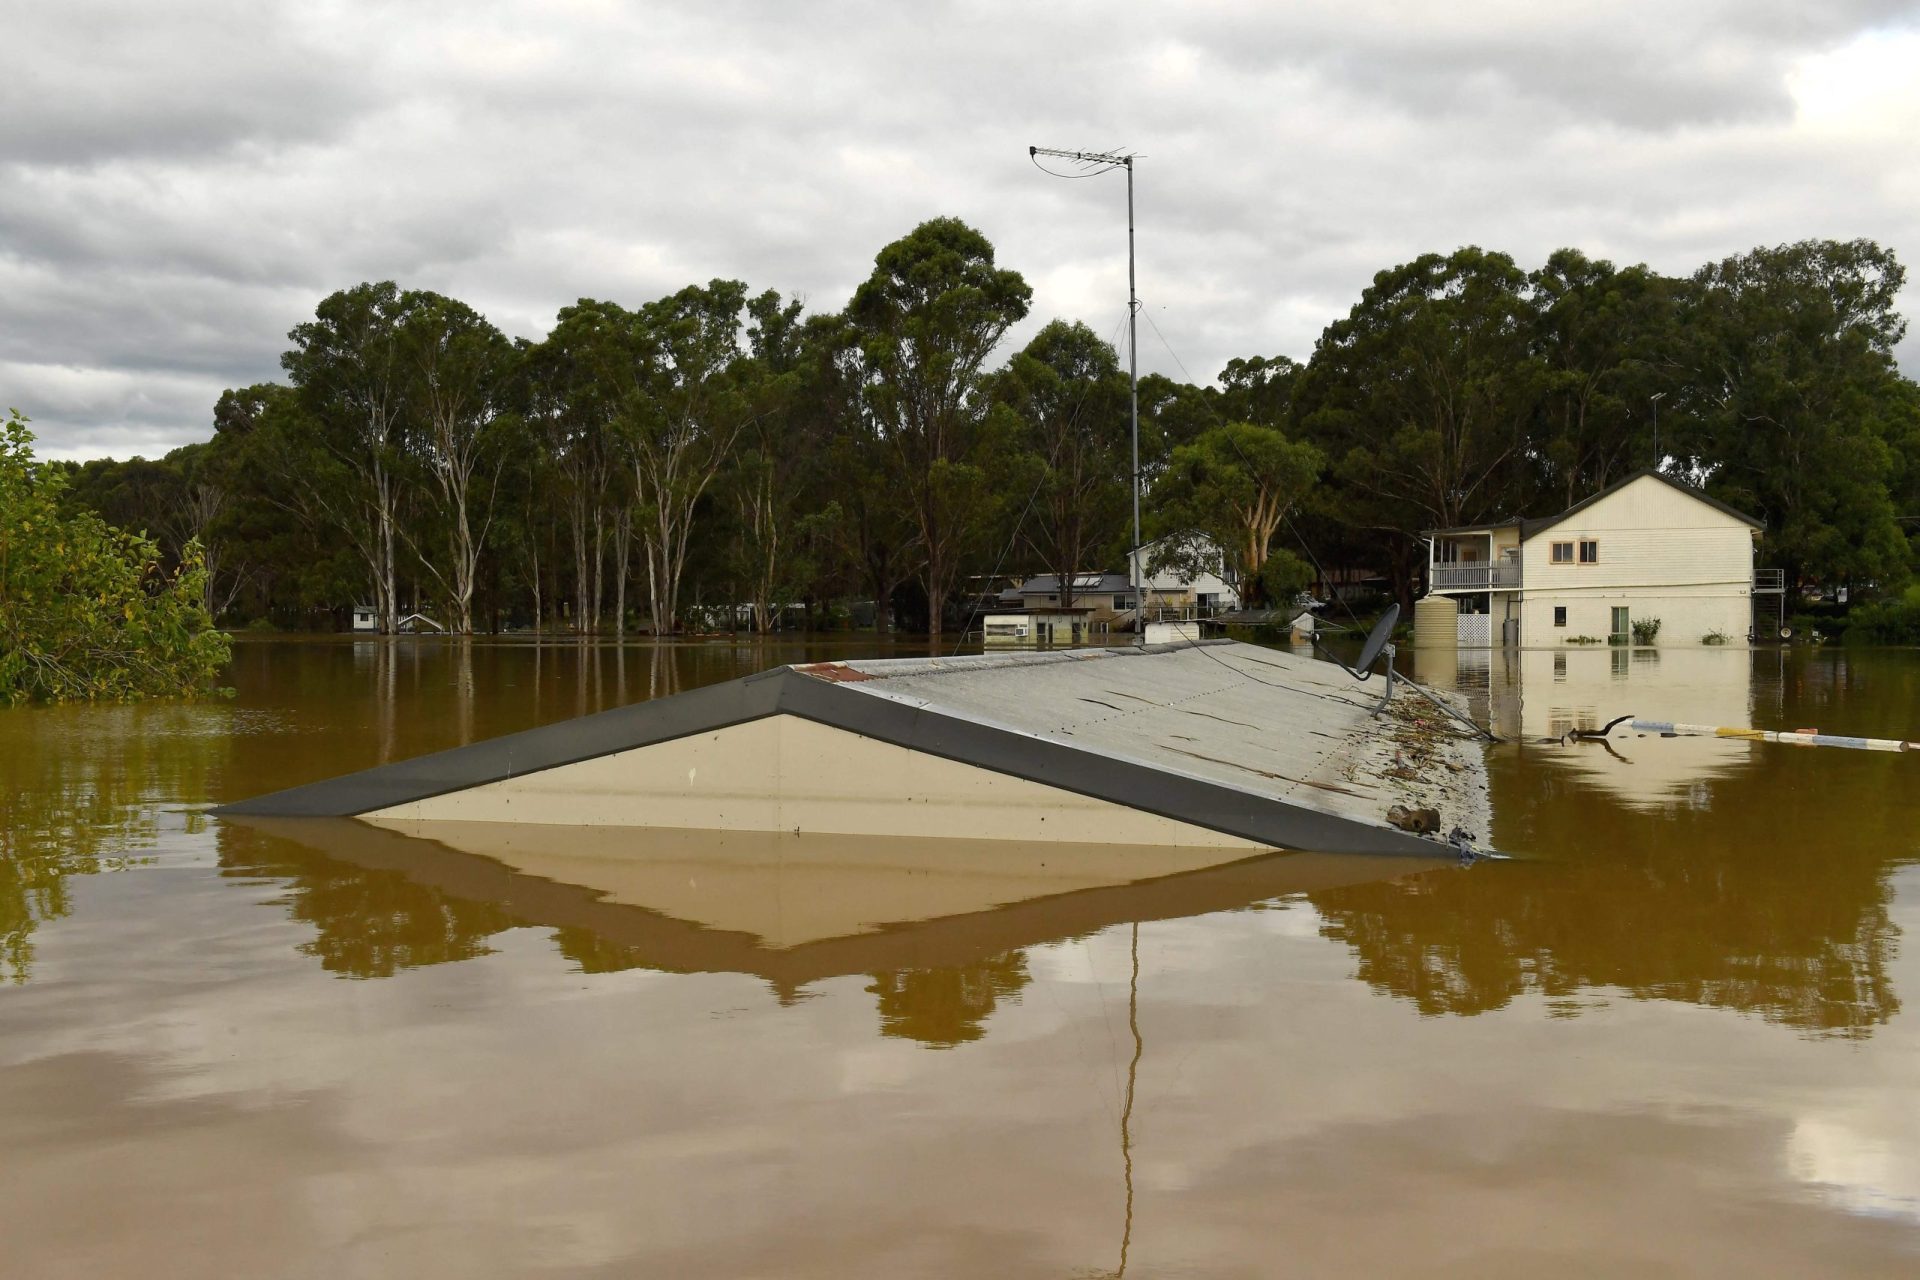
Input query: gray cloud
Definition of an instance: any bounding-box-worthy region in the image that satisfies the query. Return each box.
[5,0,1918,460]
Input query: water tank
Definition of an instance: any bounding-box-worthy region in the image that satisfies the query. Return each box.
[1413,594,1458,649]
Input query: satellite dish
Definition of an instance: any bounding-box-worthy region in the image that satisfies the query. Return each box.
[1352,603,1400,676]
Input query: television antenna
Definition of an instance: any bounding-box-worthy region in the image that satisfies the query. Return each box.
[1029,145,1143,642]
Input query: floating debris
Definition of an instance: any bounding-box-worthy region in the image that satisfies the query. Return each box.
[1630,720,1917,754]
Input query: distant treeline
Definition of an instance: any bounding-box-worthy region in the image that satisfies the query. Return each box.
[52,222,1920,635]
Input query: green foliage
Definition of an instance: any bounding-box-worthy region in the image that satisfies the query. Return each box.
[1299,248,1541,540]
[1630,616,1662,645]
[849,217,1032,635]
[1846,585,1920,645]
[1149,421,1321,606]
[0,412,230,704]
[1701,629,1729,645]
[1255,547,1313,603]
[1679,240,1913,588]
[43,228,1920,638]
[990,320,1130,606]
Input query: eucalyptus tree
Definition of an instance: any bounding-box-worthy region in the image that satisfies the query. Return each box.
[805,314,918,633]
[165,440,241,619]
[587,280,762,634]
[848,218,1032,640]
[205,382,367,626]
[1216,354,1299,428]
[1529,249,1676,509]
[397,292,515,633]
[1676,238,1913,586]
[280,282,416,632]
[1297,247,1542,601]
[724,291,827,632]
[1148,421,1322,606]
[991,319,1129,608]
[527,305,626,632]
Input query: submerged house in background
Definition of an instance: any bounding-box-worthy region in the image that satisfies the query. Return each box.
[1130,533,1242,619]
[987,572,1137,645]
[1421,471,1771,648]
[984,535,1244,646]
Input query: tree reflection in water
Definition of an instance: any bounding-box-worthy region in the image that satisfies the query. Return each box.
[866,953,1032,1047]
[219,823,518,978]
[9,642,1915,1048]
[0,704,227,982]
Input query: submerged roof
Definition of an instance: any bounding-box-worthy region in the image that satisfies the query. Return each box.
[217,641,1487,857]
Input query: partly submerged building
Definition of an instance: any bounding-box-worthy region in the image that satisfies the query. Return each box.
[219,642,1489,859]
[1129,533,1242,618]
[1423,471,1768,647]
[984,538,1245,646]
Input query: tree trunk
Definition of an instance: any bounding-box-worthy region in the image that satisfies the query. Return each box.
[612,514,632,639]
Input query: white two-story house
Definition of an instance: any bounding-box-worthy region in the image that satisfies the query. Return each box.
[1424,470,1767,647]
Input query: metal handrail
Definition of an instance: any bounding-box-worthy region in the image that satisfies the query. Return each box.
[1149,603,1228,622]
[1429,564,1522,591]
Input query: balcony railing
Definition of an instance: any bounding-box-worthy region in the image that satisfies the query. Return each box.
[1429,563,1523,592]
[1753,568,1785,593]
[1148,603,1228,622]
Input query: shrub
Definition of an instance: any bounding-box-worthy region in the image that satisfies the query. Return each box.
[1631,616,1662,645]
[0,410,231,703]
[1701,629,1729,645]
[1846,586,1920,645]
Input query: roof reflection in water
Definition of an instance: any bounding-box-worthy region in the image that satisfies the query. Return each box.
[220,817,1444,1041]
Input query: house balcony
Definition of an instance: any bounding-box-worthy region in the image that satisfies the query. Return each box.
[1429,563,1523,593]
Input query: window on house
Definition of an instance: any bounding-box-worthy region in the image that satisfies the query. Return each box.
[1550,542,1574,564]
[1113,596,1131,610]
[1579,540,1599,564]
[1553,606,1567,627]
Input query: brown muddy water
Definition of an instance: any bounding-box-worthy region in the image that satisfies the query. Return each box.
[3,637,1919,1278]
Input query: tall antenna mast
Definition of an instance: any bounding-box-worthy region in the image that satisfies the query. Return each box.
[1030,145,1142,644]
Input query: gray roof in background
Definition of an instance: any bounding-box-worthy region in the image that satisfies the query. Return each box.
[1004,572,1136,597]
[219,641,1487,857]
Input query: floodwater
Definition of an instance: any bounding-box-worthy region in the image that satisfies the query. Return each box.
[3,637,1919,1278]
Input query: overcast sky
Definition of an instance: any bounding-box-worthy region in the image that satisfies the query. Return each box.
[7,0,1920,461]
